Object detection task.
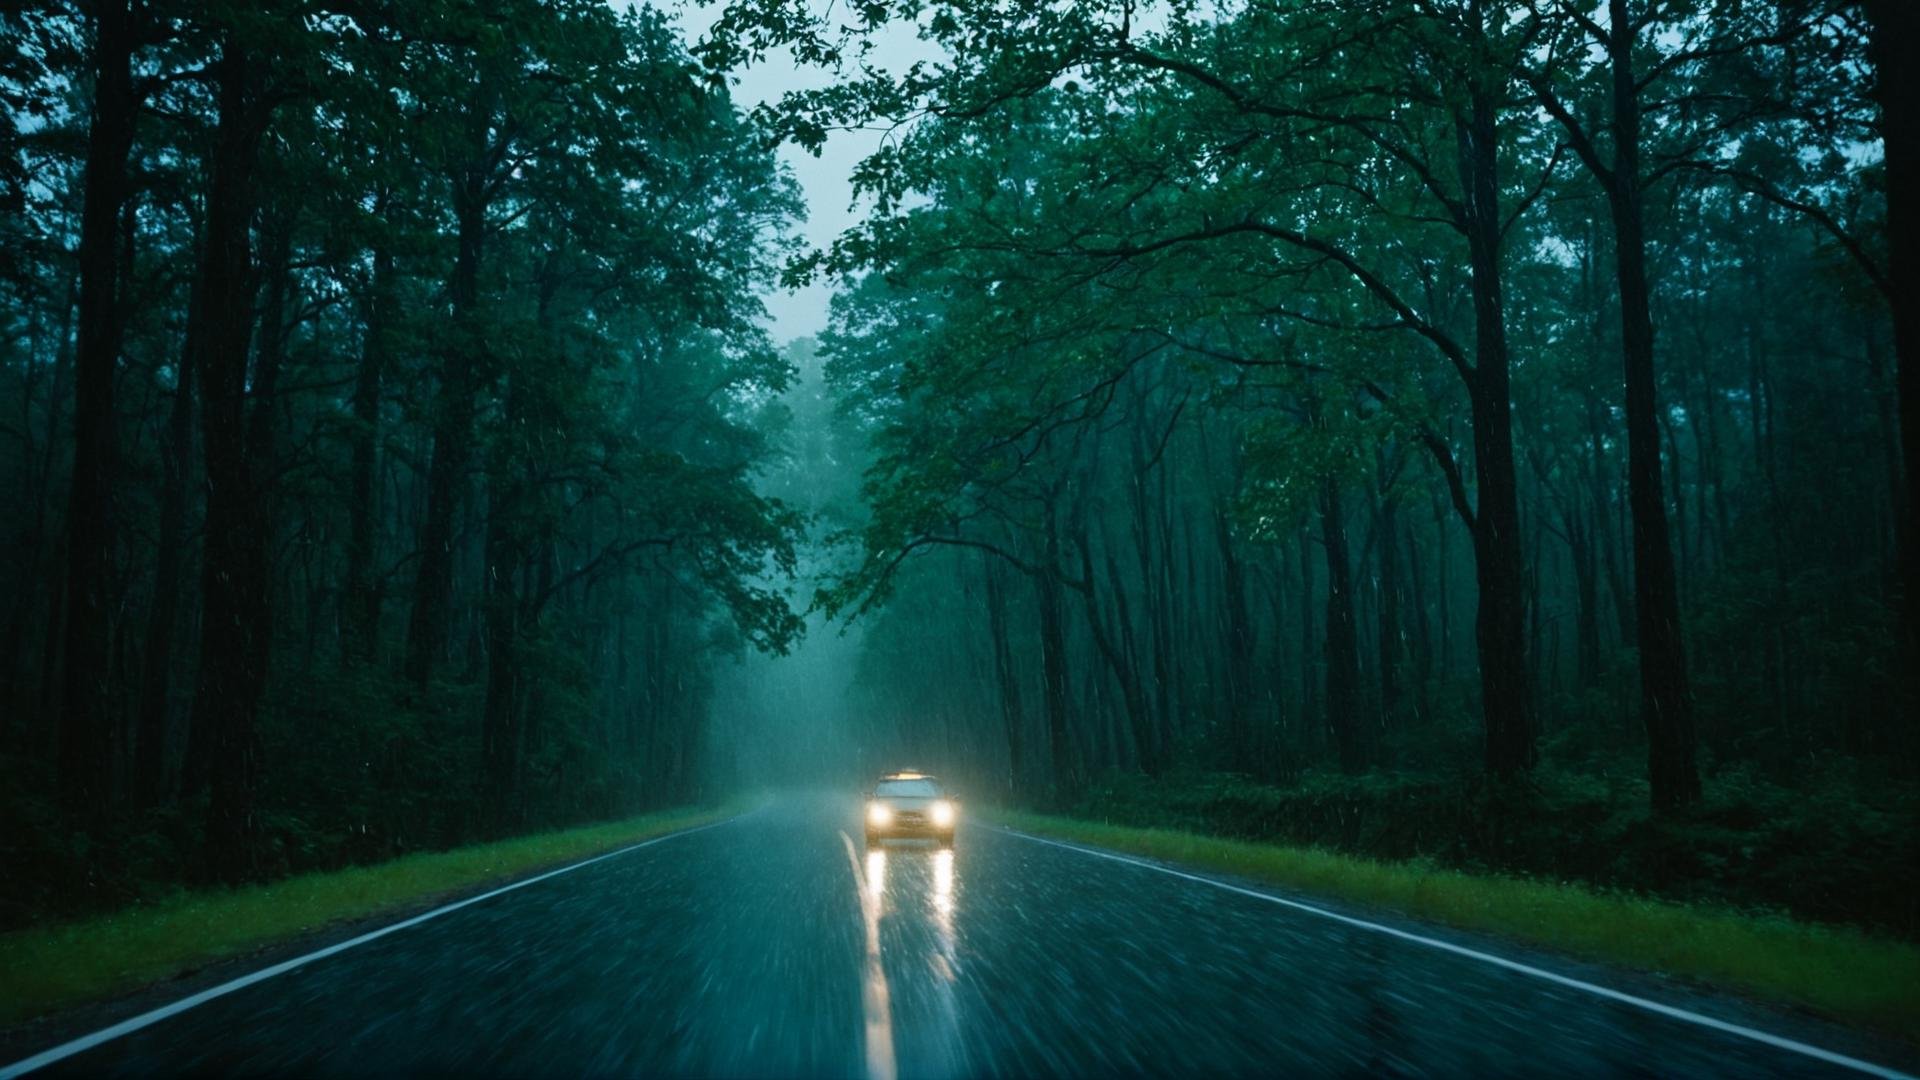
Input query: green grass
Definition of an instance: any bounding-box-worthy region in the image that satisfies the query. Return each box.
[988,808,1920,1035]
[0,805,732,1027]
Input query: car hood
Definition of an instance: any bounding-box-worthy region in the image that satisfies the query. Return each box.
[873,796,937,809]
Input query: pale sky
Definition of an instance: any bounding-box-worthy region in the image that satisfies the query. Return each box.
[670,2,942,344]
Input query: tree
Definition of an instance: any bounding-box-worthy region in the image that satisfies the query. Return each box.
[184,15,290,879]
[57,0,141,816]
[1522,0,1827,809]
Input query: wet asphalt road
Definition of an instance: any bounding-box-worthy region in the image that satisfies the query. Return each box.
[14,796,1915,1078]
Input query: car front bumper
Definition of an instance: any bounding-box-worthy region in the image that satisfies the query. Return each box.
[871,821,952,836]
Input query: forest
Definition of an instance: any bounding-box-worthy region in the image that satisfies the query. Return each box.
[2,0,1915,943]
[1,0,807,915]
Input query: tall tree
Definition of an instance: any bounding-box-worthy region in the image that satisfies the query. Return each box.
[1527,0,1724,810]
[57,0,141,814]
[185,30,279,879]
[1863,0,1919,710]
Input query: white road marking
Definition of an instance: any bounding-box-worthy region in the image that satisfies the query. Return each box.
[989,825,1914,1080]
[0,817,739,1079]
[840,831,897,1080]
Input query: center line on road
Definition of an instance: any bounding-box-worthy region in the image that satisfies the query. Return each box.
[0,814,745,1080]
[841,831,897,1080]
[990,825,1914,1080]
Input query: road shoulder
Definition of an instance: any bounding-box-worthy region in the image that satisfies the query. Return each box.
[981,809,1920,1073]
[0,805,736,1061]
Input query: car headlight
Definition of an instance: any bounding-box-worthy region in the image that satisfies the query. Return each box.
[930,800,955,827]
[867,802,893,827]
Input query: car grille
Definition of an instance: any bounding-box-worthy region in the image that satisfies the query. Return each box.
[895,811,927,827]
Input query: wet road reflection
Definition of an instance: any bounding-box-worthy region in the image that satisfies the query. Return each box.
[930,848,956,978]
[923,848,961,1072]
[855,840,968,1079]
[16,796,1913,1079]
[844,804,1905,1080]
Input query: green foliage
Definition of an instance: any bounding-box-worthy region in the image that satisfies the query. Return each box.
[259,669,485,871]
[1058,766,1920,940]
[729,0,1905,817]
[0,0,806,915]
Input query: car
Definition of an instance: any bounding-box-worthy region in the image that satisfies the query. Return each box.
[864,771,957,847]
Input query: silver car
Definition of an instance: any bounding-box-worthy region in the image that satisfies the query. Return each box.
[864,772,958,847]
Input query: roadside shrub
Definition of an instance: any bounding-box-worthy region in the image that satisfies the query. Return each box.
[1062,764,1919,938]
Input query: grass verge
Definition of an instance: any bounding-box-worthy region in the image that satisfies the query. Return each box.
[0,805,732,1027]
[986,808,1920,1035]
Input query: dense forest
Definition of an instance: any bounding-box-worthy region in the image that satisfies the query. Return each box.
[3,0,1915,939]
[710,0,1917,932]
[0,0,806,916]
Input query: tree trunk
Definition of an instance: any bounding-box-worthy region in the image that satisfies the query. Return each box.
[1297,531,1317,741]
[1128,408,1174,770]
[1072,525,1153,776]
[1373,453,1402,727]
[1866,0,1920,721]
[187,41,273,881]
[134,306,196,807]
[1662,406,1690,603]
[983,553,1025,796]
[58,0,138,816]
[1263,559,1292,777]
[404,200,482,684]
[1869,334,1902,574]
[1321,477,1362,772]
[1569,506,1601,691]
[1214,504,1255,765]
[343,243,391,665]
[1607,0,1699,811]
[1586,384,1634,652]
[480,495,523,829]
[480,360,535,827]
[1103,540,1152,770]
[6,277,75,726]
[1037,500,1075,798]
[246,212,292,476]
[1459,78,1537,778]
[1404,515,1432,721]
[405,95,493,685]
[1176,511,1201,736]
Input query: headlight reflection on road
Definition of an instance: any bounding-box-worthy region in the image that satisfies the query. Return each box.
[932,848,954,919]
[845,828,960,1076]
[930,847,958,987]
[926,844,962,1072]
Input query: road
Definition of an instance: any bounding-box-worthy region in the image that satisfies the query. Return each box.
[5,796,1913,1078]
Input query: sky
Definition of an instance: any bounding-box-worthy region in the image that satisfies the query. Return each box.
[669,2,942,344]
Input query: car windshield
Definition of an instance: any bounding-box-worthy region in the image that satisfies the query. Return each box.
[874,778,939,798]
